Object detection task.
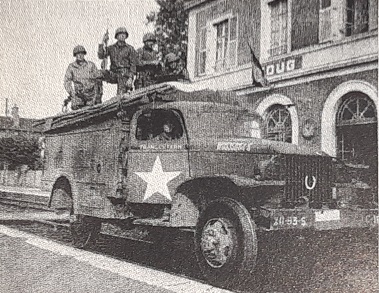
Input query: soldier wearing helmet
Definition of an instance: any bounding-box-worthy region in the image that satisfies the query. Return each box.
[98,27,137,94]
[64,45,103,110]
[160,52,189,82]
[135,32,162,89]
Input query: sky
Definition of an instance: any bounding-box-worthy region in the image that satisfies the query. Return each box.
[0,0,159,118]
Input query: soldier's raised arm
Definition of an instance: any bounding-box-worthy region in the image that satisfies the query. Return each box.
[98,31,109,59]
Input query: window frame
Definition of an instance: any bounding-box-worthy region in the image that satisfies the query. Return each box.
[211,14,239,72]
[268,0,291,57]
[135,109,186,143]
[195,12,239,76]
[344,0,369,37]
[215,20,229,71]
[263,104,292,143]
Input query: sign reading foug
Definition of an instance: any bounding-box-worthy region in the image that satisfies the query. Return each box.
[263,55,303,77]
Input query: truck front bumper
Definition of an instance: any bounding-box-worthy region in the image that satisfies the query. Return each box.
[254,207,378,231]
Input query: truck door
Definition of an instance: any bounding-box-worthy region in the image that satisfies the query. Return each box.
[126,108,190,204]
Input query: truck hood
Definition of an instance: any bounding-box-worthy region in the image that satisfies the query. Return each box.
[214,137,329,157]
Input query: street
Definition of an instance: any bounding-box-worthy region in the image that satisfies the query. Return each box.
[0,224,231,293]
[0,203,377,293]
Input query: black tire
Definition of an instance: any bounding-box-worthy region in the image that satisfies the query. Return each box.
[194,198,258,288]
[70,214,101,249]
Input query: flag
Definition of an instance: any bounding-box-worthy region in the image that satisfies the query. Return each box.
[248,42,269,87]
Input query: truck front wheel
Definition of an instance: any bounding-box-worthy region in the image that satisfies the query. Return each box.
[194,198,258,288]
[70,215,101,249]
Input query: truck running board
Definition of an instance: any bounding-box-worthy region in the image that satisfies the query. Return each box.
[132,218,172,227]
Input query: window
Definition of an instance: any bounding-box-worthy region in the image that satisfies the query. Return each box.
[336,92,377,195]
[195,11,238,76]
[345,0,369,36]
[136,109,184,141]
[214,16,238,71]
[215,20,229,71]
[319,0,333,42]
[196,10,207,76]
[264,105,292,143]
[336,92,377,163]
[269,0,288,56]
[199,28,207,75]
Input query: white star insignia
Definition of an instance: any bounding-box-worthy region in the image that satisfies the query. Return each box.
[135,156,181,201]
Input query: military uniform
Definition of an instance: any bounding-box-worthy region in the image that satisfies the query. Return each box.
[159,53,189,82]
[135,33,161,89]
[136,47,161,89]
[64,58,103,110]
[98,27,137,95]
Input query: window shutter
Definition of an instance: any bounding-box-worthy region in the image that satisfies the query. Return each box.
[198,28,207,75]
[369,0,378,30]
[319,6,332,42]
[227,17,238,68]
[205,23,217,74]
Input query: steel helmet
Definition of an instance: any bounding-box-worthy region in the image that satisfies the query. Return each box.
[143,32,157,43]
[165,52,179,63]
[115,27,129,38]
[73,45,87,56]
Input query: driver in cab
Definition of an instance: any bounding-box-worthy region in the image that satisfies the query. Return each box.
[157,122,176,141]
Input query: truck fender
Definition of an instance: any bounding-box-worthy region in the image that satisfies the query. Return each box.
[169,177,239,227]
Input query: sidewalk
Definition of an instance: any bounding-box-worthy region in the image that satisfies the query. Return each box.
[0,185,49,197]
[0,226,233,293]
[0,185,50,210]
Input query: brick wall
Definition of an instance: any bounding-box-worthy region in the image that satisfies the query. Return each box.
[243,69,378,148]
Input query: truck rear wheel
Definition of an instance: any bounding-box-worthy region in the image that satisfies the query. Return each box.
[70,215,101,249]
[194,198,258,288]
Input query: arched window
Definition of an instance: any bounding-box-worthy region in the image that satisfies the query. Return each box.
[264,104,292,143]
[336,92,377,163]
[337,92,376,126]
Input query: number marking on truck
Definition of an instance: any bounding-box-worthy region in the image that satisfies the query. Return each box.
[273,216,307,227]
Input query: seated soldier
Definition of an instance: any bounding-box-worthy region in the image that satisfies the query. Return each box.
[157,52,189,83]
[158,122,176,141]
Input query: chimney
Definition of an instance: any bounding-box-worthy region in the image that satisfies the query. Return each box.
[11,104,20,128]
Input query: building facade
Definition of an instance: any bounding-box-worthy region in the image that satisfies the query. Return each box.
[185,0,378,189]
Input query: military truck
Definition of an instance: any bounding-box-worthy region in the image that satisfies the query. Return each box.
[36,82,377,287]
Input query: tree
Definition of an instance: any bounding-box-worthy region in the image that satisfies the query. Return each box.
[0,135,41,169]
[146,0,188,65]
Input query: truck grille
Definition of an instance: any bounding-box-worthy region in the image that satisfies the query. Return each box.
[284,155,333,208]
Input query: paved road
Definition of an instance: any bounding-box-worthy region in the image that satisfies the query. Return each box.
[0,225,231,293]
[0,203,377,292]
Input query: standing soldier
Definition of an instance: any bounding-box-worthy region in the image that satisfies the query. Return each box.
[64,45,103,110]
[135,33,161,89]
[98,27,137,95]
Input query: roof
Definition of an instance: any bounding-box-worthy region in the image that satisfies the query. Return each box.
[0,116,43,132]
[184,0,214,10]
[36,82,243,133]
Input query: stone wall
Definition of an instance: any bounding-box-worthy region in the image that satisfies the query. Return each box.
[0,169,42,188]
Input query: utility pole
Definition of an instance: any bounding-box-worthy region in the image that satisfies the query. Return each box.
[5,98,8,117]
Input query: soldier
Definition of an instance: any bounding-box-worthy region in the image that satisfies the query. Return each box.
[135,33,161,89]
[98,27,137,95]
[162,52,189,82]
[64,45,103,110]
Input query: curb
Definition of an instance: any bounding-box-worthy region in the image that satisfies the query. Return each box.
[0,190,50,211]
